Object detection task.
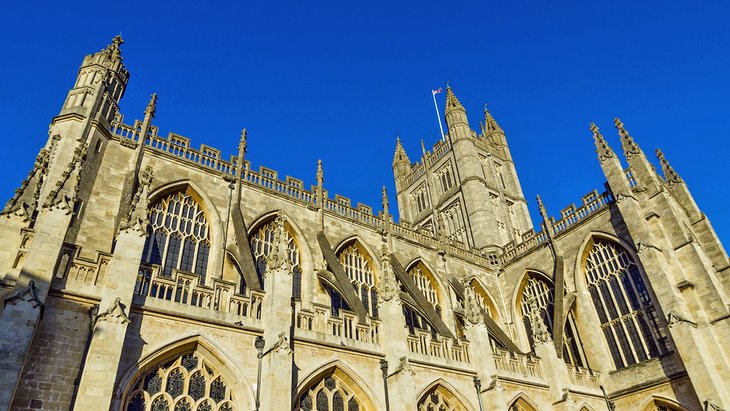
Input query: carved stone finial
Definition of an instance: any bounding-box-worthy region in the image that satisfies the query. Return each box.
[536,194,546,216]
[106,35,124,61]
[614,118,641,159]
[43,140,88,212]
[655,149,683,186]
[590,122,615,163]
[444,85,464,114]
[482,105,503,134]
[4,280,43,309]
[316,160,324,184]
[462,281,483,325]
[420,139,427,156]
[95,296,131,325]
[525,295,551,344]
[239,128,248,156]
[379,243,399,302]
[144,93,158,118]
[2,144,53,221]
[381,186,389,215]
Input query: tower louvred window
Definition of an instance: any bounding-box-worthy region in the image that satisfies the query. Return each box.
[142,190,210,282]
[584,240,669,369]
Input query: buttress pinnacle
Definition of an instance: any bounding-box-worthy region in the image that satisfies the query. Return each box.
[590,122,616,163]
[145,93,158,118]
[614,118,641,159]
[655,149,683,185]
[483,106,503,134]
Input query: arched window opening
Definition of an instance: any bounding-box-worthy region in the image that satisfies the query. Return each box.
[123,352,235,411]
[519,274,586,367]
[417,385,467,411]
[249,219,302,296]
[295,369,370,411]
[337,242,378,318]
[142,190,211,282]
[584,240,669,369]
[509,397,538,411]
[407,262,440,313]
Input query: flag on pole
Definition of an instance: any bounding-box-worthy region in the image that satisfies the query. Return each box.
[432,87,443,95]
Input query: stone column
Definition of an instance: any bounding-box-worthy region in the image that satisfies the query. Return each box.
[72,166,153,411]
[0,207,73,410]
[258,214,294,411]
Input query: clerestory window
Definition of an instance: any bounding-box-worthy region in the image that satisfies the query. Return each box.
[337,243,378,318]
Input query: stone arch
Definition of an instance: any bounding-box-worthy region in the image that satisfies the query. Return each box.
[293,360,380,411]
[574,231,671,370]
[143,180,223,284]
[405,258,446,313]
[577,403,597,411]
[114,333,254,411]
[507,393,541,411]
[416,379,474,411]
[640,395,691,411]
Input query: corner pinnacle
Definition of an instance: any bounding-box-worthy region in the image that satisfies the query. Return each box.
[614,118,641,158]
[591,122,615,163]
[145,93,158,118]
[655,149,683,185]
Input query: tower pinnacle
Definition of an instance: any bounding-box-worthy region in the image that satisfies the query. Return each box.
[482,105,503,134]
[444,85,465,115]
[590,123,615,163]
[393,137,410,166]
[144,93,158,118]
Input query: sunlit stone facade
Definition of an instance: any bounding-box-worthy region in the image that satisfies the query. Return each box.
[1,37,729,411]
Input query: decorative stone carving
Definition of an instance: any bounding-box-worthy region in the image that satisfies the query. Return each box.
[656,149,683,186]
[379,243,399,302]
[381,185,389,215]
[43,139,88,213]
[95,297,131,325]
[636,241,661,255]
[271,332,292,355]
[462,281,483,325]
[144,93,158,118]
[265,213,292,274]
[4,280,43,309]
[119,166,154,234]
[614,193,637,204]
[393,356,415,376]
[2,137,58,220]
[667,312,697,329]
[590,123,615,163]
[525,295,551,344]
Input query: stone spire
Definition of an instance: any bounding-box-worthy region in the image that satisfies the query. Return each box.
[144,93,158,118]
[482,105,503,134]
[590,122,615,163]
[656,149,683,185]
[444,85,465,115]
[382,186,389,216]
[393,137,410,166]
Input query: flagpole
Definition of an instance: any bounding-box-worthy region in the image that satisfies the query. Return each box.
[432,89,445,142]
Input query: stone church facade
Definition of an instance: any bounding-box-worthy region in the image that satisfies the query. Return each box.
[0,36,728,411]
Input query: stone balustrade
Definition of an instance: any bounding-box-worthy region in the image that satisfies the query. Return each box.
[134,264,263,320]
[406,330,471,364]
[566,364,602,391]
[294,303,380,345]
[492,347,544,381]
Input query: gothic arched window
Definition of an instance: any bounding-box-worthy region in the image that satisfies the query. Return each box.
[407,262,440,313]
[509,397,538,411]
[249,219,301,296]
[337,242,378,317]
[124,352,235,411]
[417,385,467,411]
[142,190,210,282]
[584,239,669,369]
[295,369,372,411]
[519,274,586,367]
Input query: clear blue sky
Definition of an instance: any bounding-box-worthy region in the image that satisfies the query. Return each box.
[1,1,728,244]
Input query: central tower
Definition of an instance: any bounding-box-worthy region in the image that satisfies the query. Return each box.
[393,86,532,252]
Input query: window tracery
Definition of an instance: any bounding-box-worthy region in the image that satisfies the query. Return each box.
[441,201,466,244]
[338,243,378,317]
[295,371,363,411]
[417,386,467,411]
[584,240,669,369]
[124,352,235,411]
[413,183,430,214]
[407,263,440,312]
[142,190,210,281]
[249,219,302,296]
[519,274,585,367]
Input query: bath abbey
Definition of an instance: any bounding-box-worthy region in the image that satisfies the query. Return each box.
[1,36,729,411]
